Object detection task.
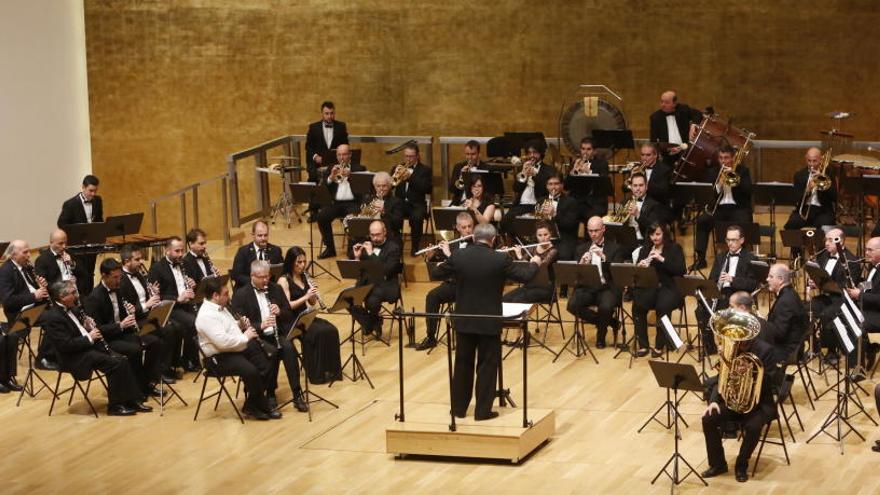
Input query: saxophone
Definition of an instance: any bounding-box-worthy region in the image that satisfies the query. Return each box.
[709,308,765,414]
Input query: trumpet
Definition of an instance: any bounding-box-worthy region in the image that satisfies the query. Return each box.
[516,158,538,185]
[391,161,413,187]
[569,156,592,176]
[454,159,476,190]
[303,271,328,311]
[332,162,351,183]
[798,148,832,219]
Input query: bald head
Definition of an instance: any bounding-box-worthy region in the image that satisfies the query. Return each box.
[49,229,68,254]
[587,216,605,243]
[866,237,880,265]
[805,147,823,170]
[5,239,30,264]
[368,220,387,245]
[767,263,791,293]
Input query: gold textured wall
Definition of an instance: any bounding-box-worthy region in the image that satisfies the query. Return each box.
[84,0,880,235]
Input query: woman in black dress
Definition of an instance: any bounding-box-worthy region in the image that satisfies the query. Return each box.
[463,175,496,224]
[279,246,342,384]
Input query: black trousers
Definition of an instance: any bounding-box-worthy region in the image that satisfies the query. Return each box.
[349,282,399,334]
[784,206,835,259]
[0,333,19,382]
[76,254,97,296]
[317,200,358,252]
[402,200,427,253]
[811,294,844,353]
[500,204,535,236]
[694,204,752,255]
[169,306,198,366]
[695,290,732,355]
[107,332,165,393]
[75,349,142,407]
[205,339,271,413]
[146,324,180,373]
[452,331,501,418]
[702,404,773,471]
[264,336,302,396]
[567,286,620,343]
[425,282,456,339]
[503,284,553,305]
[632,286,683,350]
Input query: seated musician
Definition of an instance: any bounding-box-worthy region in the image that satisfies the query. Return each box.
[631,222,686,357]
[354,171,403,241]
[317,144,367,259]
[503,223,558,344]
[567,217,625,348]
[810,228,862,365]
[195,277,280,420]
[149,237,200,372]
[567,137,610,219]
[348,220,402,338]
[0,240,45,391]
[539,174,579,261]
[231,260,307,412]
[695,225,758,355]
[844,236,880,370]
[391,143,433,256]
[449,140,487,206]
[784,147,837,246]
[119,245,180,382]
[42,280,150,416]
[57,174,104,295]
[183,228,219,284]
[500,140,558,236]
[418,212,475,351]
[230,220,283,288]
[85,258,166,399]
[764,263,808,365]
[633,143,673,222]
[691,145,753,270]
[462,175,496,225]
[649,89,702,161]
[623,172,667,243]
[278,246,342,384]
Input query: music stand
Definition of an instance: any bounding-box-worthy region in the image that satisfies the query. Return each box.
[780,228,821,263]
[552,262,600,364]
[610,263,658,368]
[104,213,143,242]
[346,217,373,243]
[327,283,374,388]
[432,207,467,233]
[511,216,557,241]
[753,182,797,258]
[9,304,52,404]
[803,262,843,295]
[645,360,708,489]
[675,275,721,373]
[504,131,546,154]
[138,300,186,413]
[349,172,375,197]
[592,129,635,161]
[603,223,639,253]
[290,182,338,281]
[564,175,612,206]
[464,170,505,198]
[64,222,109,247]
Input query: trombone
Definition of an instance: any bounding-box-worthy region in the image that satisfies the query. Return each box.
[798,148,832,219]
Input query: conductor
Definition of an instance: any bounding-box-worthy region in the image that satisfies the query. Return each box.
[430,224,540,420]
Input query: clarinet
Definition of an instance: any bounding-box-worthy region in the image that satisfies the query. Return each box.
[176,261,200,313]
[72,302,113,354]
[303,272,328,310]
[202,252,221,278]
[712,253,731,312]
[229,307,274,359]
[257,289,283,349]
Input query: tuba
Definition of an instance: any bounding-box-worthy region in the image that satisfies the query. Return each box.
[709,308,765,414]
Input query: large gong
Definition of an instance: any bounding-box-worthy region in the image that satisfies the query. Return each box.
[560,98,628,155]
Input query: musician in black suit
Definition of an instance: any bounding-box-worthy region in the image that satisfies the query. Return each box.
[42,280,149,416]
[57,174,103,295]
[0,240,46,391]
[845,237,880,369]
[430,223,540,420]
[567,217,625,348]
[417,212,475,351]
[317,144,367,258]
[149,237,200,372]
[182,228,219,284]
[448,140,488,206]
[363,171,404,239]
[230,220,284,288]
[231,260,307,412]
[85,258,165,397]
[784,147,837,235]
[691,146,754,270]
[632,222,687,357]
[34,229,90,297]
[764,263,808,365]
[624,173,671,242]
[566,137,610,218]
[349,220,402,338]
[305,101,349,183]
[541,174,580,261]
[696,225,759,355]
[391,143,433,256]
[649,90,702,160]
[501,140,558,236]
[636,143,674,212]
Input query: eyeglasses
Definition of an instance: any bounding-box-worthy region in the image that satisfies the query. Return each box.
[725,238,743,242]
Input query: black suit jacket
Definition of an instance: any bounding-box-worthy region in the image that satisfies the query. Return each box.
[859,264,880,312]
[649,105,703,145]
[574,239,625,288]
[765,285,807,364]
[792,167,836,212]
[709,249,758,295]
[0,260,40,322]
[354,238,403,298]
[119,269,151,318]
[513,163,558,205]
[430,243,538,335]
[230,243,284,289]
[41,303,107,379]
[703,164,753,211]
[230,282,294,339]
[815,249,862,295]
[34,248,88,286]
[182,251,217,284]
[635,242,686,289]
[84,283,136,340]
[148,257,192,305]
[392,162,432,206]
[635,196,673,235]
[57,194,104,228]
[645,161,673,205]
[553,195,580,244]
[305,120,349,173]
[323,162,367,203]
[377,195,404,235]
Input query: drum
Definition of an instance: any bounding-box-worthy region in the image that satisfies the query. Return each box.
[676,115,755,181]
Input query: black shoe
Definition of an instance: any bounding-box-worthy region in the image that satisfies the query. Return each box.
[872,444,880,453]
[475,411,500,421]
[107,404,137,416]
[689,258,707,271]
[145,386,162,398]
[317,249,337,260]
[5,378,23,392]
[735,467,748,482]
[635,348,650,358]
[243,407,270,421]
[0,382,9,394]
[36,357,60,371]
[267,395,278,410]
[161,374,178,384]
[374,323,383,339]
[453,410,466,419]
[700,465,728,478]
[131,401,154,413]
[651,348,664,358]
[293,395,309,413]
[596,341,606,349]
[183,360,202,373]
[559,286,569,298]
[268,410,283,420]
[415,337,437,351]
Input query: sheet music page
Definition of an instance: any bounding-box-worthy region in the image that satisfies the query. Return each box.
[661,315,683,350]
[833,318,855,354]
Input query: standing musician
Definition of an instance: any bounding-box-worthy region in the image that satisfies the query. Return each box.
[501,140,558,235]
[784,147,837,234]
[231,260,307,412]
[649,90,702,160]
[349,220,402,339]
[429,223,540,420]
[462,175,496,225]
[85,258,166,399]
[567,137,610,218]
[305,100,349,218]
[0,240,45,392]
[278,246,342,384]
[57,174,103,295]
[631,222,686,357]
[449,140,487,206]
[696,225,758,355]
[195,277,280,420]
[42,280,150,416]
[317,144,366,259]
[764,263,808,364]
[34,229,89,298]
[843,236,880,369]
[691,145,754,271]
[567,217,625,348]
[230,220,283,288]
[391,143,433,256]
[183,228,219,284]
[418,212,475,351]
[149,237,200,372]
[540,174,580,262]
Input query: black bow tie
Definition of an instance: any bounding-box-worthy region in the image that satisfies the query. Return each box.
[82,199,92,204]
[171,261,182,268]
[594,243,604,249]
[729,253,739,258]
[637,197,644,203]
[55,253,63,259]
[255,287,268,294]
[324,123,333,129]
[829,255,838,260]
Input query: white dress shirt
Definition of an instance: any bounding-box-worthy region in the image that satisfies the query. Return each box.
[591,242,606,284]
[168,258,187,295]
[520,165,540,205]
[50,248,73,281]
[101,281,121,322]
[328,166,355,201]
[255,287,275,336]
[666,115,683,145]
[60,303,93,342]
[323,123,334,149]
[721,251,741,289]
[123,269,148,306]
[195,300,249,358]
[824,255,839,276]
[80,193,94,223]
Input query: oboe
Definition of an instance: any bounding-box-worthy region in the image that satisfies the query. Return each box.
[303,272,328,310]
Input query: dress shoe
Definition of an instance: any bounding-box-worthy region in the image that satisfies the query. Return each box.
[5,378,23,392]
[735,467,748,482]
[183,360,202,373]
[268,410,283,420]
[651,348,664,358]
[107,404,137,416]
[635,348,650,358]
[688,258,707,271]
[317,249,337,260]
[36,357,59,371]
[0,382,9,394]
[242,407,270,421]
[131,402,154,413]
[700,465,728,478]
[475,411,500,421]
[161,374,177,385]
[293,395,309,413]
[415,337,437,351]
[267,395,278,410]
[871,444,880,453]
[596,341,606,349]
[145,386,162,398]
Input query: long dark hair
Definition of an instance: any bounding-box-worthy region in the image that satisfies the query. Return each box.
[466,175,495,203]
[644,221,673,249]
[283,246,307,281]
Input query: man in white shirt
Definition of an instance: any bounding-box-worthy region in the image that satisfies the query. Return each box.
[317,144,368,258]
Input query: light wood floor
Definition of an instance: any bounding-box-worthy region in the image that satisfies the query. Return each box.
[4,215,879,495]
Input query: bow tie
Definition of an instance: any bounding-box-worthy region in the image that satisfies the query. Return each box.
[594,243,604,249]
[55,253,63,259]
[82,199,92,204]
[324,123,333,129]
[729,253,739,258]
[171,261,182,268]
[255,287,268,294]
[637,197,644,203]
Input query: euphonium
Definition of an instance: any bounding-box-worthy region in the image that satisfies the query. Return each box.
[709,308,765,414]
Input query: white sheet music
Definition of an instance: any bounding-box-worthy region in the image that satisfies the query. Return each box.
[842,291,864,323]
[840,302,863,338]
[661,315,683,351]
[503,303,534,319]
[833,318,855,354]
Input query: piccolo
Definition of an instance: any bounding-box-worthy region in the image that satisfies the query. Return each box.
[496,240,555,253]
[414,235,474,255]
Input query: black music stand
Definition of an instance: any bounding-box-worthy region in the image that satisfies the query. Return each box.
[290,183,338,281]
[675,275,721,374]
[345,217,373,249]
[432,207,466,233]
[563,175,612,206]
[753,182,797,259]
[592,129,635,161]
[511,215,559,241]
[9,304,52,404]
[138,300,186,413]
[610,263,658,367]
[327,282,374,388]
[646,361,708,489]
[639,316,691,432]
[349,172,375,197]
[780,228,821,263]
[279,309,339,421]
[504,131,546,154]
[803,262,842,295]
[464,170,505,198]
[104,213,144,242]
[64,222,109,247]
[603,223,639,254]
[552,262,600,364]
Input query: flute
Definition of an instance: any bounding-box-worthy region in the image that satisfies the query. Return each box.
[496,241,554,253]
[414,235,474,255]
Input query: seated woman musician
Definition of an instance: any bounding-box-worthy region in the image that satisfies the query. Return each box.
[502,222,558,342]
[462,175,496,225]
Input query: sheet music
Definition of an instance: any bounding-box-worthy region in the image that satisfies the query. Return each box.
[842,291,864,323]
[833,318,855,354]
[661,315,683,350]
[503,303,534,319]
[840,302,862,338]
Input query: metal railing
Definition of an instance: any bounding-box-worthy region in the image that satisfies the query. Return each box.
[148,173,230,245]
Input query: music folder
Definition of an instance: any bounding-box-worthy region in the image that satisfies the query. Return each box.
[328,284,373,313]
[139,300,175,337]
[5,304,47,335]
[288,308,319,340]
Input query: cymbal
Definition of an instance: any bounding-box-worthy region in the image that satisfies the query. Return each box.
[832,153,880,169]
